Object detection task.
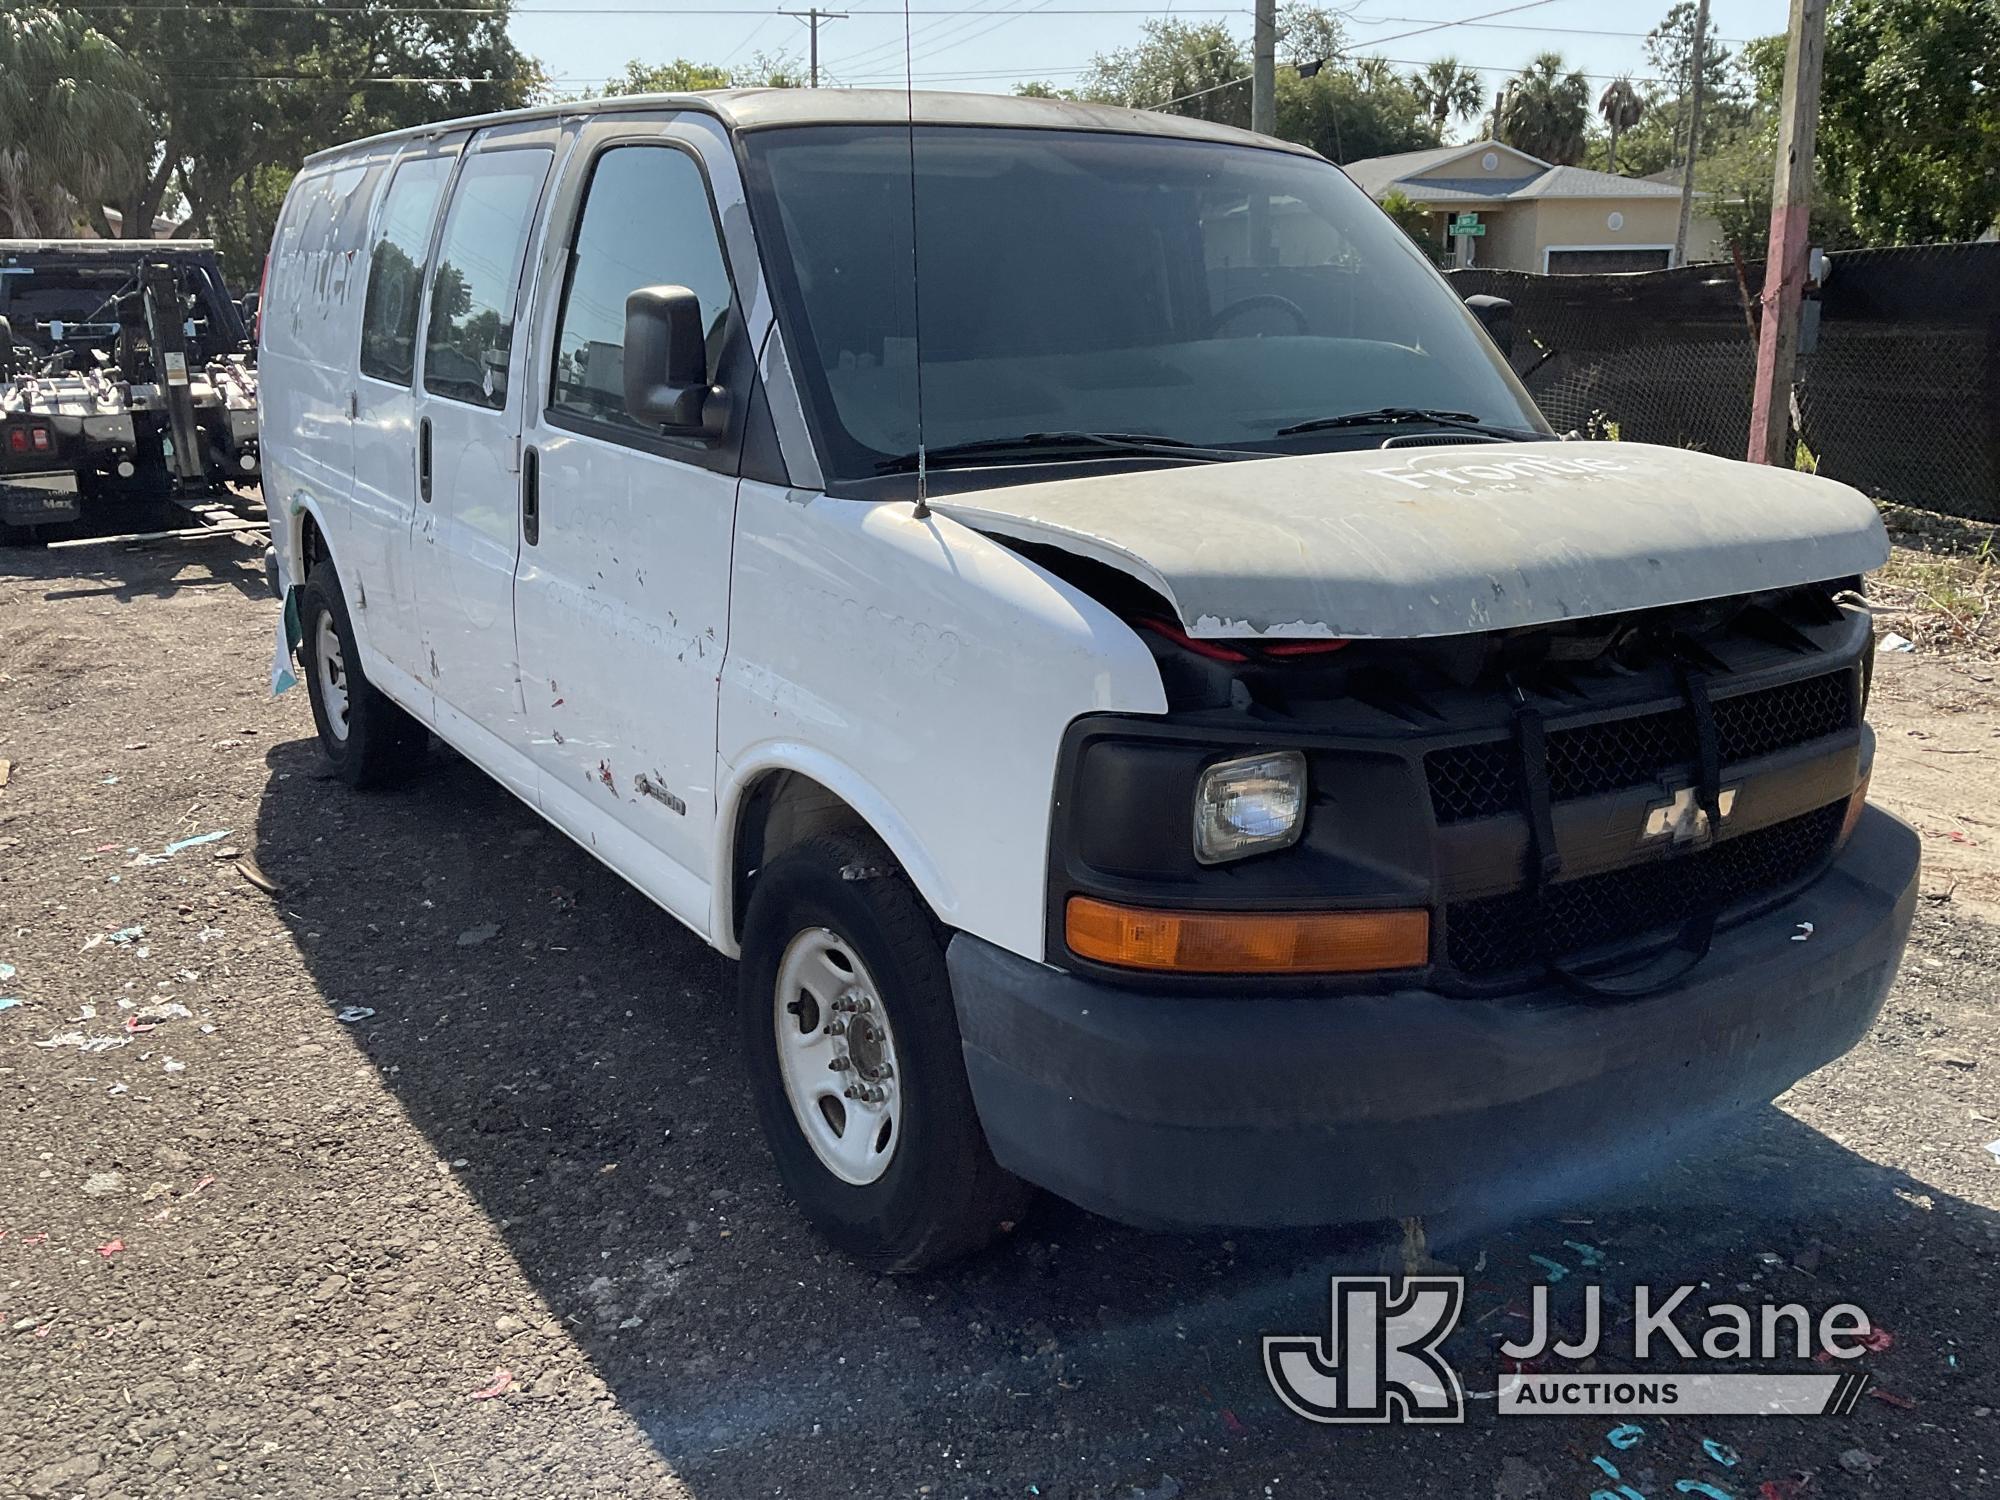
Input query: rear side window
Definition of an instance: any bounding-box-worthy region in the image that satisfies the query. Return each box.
[549,145,734,436]
[359,155,451,385]
[422,148,552,409]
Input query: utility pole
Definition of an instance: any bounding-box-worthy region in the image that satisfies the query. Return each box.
[1251,0,1275,136]
[780,7,844,88]
[1747,0,1827,466]
[1671,0,1710,266]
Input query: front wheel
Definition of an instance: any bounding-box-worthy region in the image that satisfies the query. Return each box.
[298,560,429,789]
[739,830,1034,1272]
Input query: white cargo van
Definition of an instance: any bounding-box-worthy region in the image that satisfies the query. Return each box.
[261,90,1916,1269]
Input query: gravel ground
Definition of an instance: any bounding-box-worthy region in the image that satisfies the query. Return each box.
[3,532,1998,1500]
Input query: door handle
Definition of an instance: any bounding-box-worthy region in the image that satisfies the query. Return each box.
[521,445,540,546]
[418,417,433,503]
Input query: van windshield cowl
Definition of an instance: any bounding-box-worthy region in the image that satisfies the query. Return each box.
[739,124,1549,488]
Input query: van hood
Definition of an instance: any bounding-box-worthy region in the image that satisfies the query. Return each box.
[930,440,1887,640]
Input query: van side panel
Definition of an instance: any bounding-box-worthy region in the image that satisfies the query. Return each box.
[260,155,386,572]
[716,488,1167,962]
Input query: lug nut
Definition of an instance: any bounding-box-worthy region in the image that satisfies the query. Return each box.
[826,1018,848,1037]
[829,1056,850,1072]
[843,1084,861,1100]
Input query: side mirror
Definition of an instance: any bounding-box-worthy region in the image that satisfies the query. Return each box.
[238,293,259,327]
[623,284,726,439]
[1463,294,1515,359]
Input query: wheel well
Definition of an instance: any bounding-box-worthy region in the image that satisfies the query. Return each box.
[731,772,876,942]
[298,509,327,579]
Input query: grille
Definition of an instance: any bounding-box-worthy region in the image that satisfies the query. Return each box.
[1442,799,1848,977]
[1426,669,1856,824]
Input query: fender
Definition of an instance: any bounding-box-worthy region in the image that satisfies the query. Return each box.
[277,484,398,686]
[710,741,955,960]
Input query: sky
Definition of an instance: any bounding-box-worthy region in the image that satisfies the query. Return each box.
[509,0,1794,107]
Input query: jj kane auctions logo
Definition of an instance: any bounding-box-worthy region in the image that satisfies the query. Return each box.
[1265,1278,1880,1422]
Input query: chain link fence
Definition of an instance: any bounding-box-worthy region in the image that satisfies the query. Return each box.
[1448,242,2000,524]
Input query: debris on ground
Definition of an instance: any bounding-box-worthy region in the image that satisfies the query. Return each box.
[457,922,500,947]
[1878,632,1917,653]
[33,1031,129,1053]
[234,852,281,894]
[469,1368,514,1400]
[336,1006,377,1023]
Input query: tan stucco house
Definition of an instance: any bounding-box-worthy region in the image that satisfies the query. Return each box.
[1344,140,1726,273]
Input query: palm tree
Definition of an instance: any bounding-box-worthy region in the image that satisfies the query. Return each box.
[1597,76,1645,174]
[1409,57,1485,135]
[1492,51,1591,165]
[0,8,150,238]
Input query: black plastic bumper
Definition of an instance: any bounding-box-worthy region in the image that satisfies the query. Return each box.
[948,807,1919,1229]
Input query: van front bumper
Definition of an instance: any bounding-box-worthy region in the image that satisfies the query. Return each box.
[946,806,1918,1229]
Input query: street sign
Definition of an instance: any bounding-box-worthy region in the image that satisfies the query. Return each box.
[1451,222,1486,237]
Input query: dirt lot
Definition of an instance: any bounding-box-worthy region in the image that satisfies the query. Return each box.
[2,516,1998,1500]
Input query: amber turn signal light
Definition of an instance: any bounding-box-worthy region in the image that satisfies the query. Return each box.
[1064,897,1430,975]
[1838,772,1871,846]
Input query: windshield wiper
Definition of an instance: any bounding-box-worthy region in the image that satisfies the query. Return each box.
[874,430,1251,474]
[1274,407,1535,439]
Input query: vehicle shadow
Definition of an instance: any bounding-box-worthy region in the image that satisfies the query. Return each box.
[2,479,269,604]
[251,732,2000,1499]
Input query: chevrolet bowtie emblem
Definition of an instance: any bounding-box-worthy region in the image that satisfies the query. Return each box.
[1642,785,1739,845]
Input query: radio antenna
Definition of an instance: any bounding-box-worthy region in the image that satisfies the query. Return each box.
[902,0,931,520]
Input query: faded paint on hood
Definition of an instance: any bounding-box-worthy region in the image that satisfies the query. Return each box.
[930,440,1887,640]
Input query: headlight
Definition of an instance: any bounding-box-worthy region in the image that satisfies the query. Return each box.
[1193,750,1307,865]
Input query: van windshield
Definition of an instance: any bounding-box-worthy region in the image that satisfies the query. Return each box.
[740,125,1548,484]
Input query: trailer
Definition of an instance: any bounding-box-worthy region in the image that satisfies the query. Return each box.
[1,240,259,540]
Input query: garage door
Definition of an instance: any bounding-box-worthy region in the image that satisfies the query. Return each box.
[1545,247,1674,274]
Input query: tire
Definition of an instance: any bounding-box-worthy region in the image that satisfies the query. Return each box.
[740,829,1035,1272]
[298,559,429,789]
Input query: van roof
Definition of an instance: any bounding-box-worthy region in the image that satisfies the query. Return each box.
[302,87,1320,167]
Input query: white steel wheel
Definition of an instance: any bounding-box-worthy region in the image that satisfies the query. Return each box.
[314,607,351,742]
[774,926,903,1186]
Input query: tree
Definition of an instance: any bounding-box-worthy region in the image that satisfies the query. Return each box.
[1491,53,1590,165]
[1274,64,1439,163]
[1408,57,1485,136]
[1378,187,1436,250]
[1644,1,1741,109]
[1079,19,1250,127]
[1810,0,2000,242]
[1596,77,1645,173]
[0,7,150,237]
[88,0,544,262]
[602,58,733,95]
[1642,2,1746,175]
[1276,0,1345,67]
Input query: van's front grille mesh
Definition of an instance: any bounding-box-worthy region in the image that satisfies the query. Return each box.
[1441,799,1848,978]
[1425,669,1856,825]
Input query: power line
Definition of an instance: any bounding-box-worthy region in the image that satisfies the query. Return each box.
[1347,12,1756,43]
[823,0,1067,75]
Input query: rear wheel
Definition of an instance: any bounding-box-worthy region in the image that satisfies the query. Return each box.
[740,830,1034,1271]
[298,560,429,789]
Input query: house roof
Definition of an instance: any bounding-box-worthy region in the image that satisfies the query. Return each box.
[1345,139,1690,205]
